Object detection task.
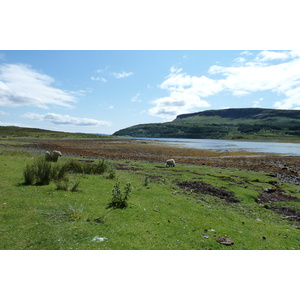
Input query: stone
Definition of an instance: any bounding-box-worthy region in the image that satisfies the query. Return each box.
[216,237,234,245]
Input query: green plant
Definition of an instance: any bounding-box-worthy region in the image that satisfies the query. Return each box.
[62,158,112,175]
[106,167,116,179]
[108,182,132,208]
[52,163,68,180]
[144,176,149,186]
[36,158,52,185]
[64,160,84,174]
[55,178,70,191]
[95,159,109,174]
[23,157,52,186]
[23,164,36,185]
[70,180,81,192]
[55,177,81,192]
[23,157,114,187]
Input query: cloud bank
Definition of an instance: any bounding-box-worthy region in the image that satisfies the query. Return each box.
[0,64,77,109]
[23,113,111,126]
[149,50,300,120]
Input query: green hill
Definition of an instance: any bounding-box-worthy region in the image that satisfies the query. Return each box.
[0,126,107,139]
[113,108,300,141]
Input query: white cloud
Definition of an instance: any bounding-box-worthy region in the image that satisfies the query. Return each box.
[169,65,182,75]
[232,90,250,96]
[240,51,252,56]
[233,57,246,64]
[149,93,210,120]
[0,110,9,115]
[96,66,110,73]
[150,50,300,119]
[111,71,133,79]
[149,69,221,119]
[23,112,111,126]
[255,50,292,62]
[91,76,107,83]
[0,64,77,109]
[253,97,263,108]
[274,87,300,109]
[131,93,141,102]
[210,56,300,97]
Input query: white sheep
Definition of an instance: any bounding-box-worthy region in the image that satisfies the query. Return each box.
[45,150,62,162]
[52,150,62,162]
[166,159,176,167]
[45,151,52,162]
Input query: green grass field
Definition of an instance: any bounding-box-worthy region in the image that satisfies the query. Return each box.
[1,147,300,250]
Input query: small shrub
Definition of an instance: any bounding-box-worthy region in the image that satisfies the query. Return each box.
[23,164,36,185]
[123,182,132,200]
[144,176,149,186]
[62,158,112,175]
[64,160,84,174]
[106,167,116,179]
[35,158,52,185]
[55,178,70,191]
[23,157,115,187]
[23,157,52,186]
[94,159,109,174]
[51,163,68,181]
[108,182,132,209]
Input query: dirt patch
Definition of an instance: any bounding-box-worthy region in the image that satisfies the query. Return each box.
[264,205,300,222]
[114,164,142,171]
[257,188,300,223]
[256,188,300,204]
[177,181,240,203]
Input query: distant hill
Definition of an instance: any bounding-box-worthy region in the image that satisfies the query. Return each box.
[113,108,300,141]
[0,126,108,139]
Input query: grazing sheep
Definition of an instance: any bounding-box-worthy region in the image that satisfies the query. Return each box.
[166,159,176,167]
[52,150,62,162]
[45,150,62,162]
[45,151,52,162]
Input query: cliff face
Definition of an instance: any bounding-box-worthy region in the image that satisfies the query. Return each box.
[113,108,300,141]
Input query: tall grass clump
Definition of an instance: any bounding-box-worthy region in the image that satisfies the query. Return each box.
[55,177,81,192]
[63,158,111,175]
[23,157,53,185]
[63,160,84,174]
[108,182,132,209]
[106,167,116,179]
[94,159,109,174]
[23,157,115,186]
[23,164,36,185]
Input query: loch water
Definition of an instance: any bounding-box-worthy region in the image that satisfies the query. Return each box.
[138,138,300,156]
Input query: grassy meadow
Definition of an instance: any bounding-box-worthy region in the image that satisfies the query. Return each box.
[1,146,300,250]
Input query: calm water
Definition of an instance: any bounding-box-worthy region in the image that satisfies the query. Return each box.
[139,138,300,156]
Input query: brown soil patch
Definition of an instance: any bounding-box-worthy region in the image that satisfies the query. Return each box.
[257,188,300,204]
[264,205,300,222]
[257,189,300,223]
[177,181,240,203]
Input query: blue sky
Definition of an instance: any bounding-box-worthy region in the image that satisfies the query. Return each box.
[1,50,300,134]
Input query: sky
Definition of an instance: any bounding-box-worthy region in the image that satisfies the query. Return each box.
[1,50,300,135]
